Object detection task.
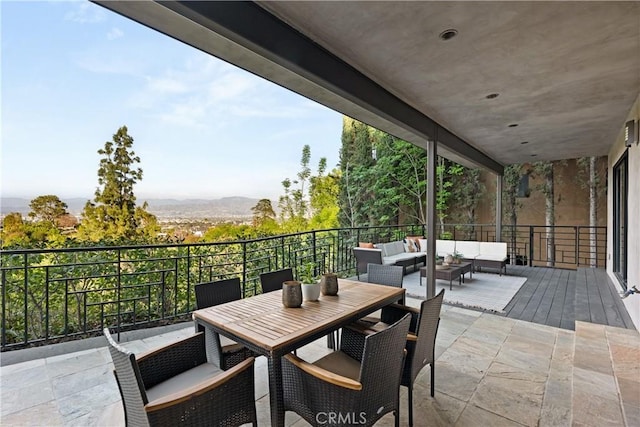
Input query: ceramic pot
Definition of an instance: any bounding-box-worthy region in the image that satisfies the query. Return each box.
[320,273,339,296]
[282,281,302,307]
[444,254,454,264]
[301,282,321,301]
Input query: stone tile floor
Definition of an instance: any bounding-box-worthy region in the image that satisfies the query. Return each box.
[1,297,638,426]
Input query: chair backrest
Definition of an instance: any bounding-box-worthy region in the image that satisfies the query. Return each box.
[353,247,383,275]
[103,328,150,427]
[367,263,404,288]
[195,277,242,309]
[408,288,444,382]
[259,268,293,293]
[359,313,411,401]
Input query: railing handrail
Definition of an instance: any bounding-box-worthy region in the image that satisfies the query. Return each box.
[0,223,606,350]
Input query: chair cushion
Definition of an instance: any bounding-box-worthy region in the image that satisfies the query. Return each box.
[220,335,245,354]
[436,239,456,257]
[313,351,361,381]
[455,241,480,259]
[418,239,428,253]
[478,242,507,257]
[146,362,221,402]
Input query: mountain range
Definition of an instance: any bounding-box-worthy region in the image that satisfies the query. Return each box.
[0,197,266,220]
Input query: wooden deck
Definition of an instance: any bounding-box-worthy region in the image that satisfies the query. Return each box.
[503,266,635,330]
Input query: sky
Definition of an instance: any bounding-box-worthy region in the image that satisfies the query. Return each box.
[1,1,344,201]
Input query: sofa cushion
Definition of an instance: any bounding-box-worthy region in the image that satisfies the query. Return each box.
[418,239,428,253]
[478,242,507,259]
[380,241,405,257]
[436,239,456,257]
[384,253,418,264]
[455,241,480,259]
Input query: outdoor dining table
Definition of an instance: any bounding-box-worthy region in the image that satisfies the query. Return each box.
[192,278,405,427]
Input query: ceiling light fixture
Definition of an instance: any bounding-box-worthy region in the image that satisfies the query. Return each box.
[508,123,519,128]
[486,93,499,99]
[531,154,537,157]
[439,29,458,41]
[520,141,529,145]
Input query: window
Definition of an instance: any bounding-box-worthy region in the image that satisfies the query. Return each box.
[517,174,530,198]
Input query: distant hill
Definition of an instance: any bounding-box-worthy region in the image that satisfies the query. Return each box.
[0,196,268,220]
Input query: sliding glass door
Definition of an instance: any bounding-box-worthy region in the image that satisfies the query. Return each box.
[613,152,628,287]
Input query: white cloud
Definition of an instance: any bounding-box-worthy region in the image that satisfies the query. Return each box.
[107,27,124,40]
[64,2,106,24]
[126,54,317,129]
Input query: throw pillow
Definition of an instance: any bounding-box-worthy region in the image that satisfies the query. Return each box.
[406,235,423,251]
[359,242,374,248]
[402,238,416,253]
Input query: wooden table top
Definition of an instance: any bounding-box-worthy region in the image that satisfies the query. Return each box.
[193,279,404,353]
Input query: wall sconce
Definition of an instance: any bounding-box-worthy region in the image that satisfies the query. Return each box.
[624,119,638,147]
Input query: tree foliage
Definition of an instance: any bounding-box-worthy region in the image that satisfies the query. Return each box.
[28,195,69,223]
[77,126,158,242]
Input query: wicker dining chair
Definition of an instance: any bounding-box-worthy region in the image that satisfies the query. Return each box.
[367,263,405,304]
[195,278,253,369]
[282,313,411,427]
[259,268,293,293]
[104,328,257,427]
[378,288,445,426]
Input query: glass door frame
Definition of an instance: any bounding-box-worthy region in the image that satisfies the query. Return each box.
[613,151,628,288]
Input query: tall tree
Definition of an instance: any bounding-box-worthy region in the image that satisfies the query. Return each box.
[338,117,377,227]
[502,164,524,264]
[78,126,156,241]
[450,167,484,239]
[576,156,606,267]
[532,161,557,266]
[28,195,68,223]
[309,160,340,230]
[436,158,463,237]
[251,199,277,228]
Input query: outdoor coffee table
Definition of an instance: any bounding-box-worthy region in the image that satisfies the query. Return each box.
[421,265,464,290]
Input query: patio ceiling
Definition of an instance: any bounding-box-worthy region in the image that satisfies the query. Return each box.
[94,1,640,172]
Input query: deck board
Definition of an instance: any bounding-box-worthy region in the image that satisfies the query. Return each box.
[501,265,634,331]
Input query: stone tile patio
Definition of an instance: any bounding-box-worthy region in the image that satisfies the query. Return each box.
[1,296,639,426]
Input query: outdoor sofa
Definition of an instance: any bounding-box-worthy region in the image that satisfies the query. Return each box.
[354,238,508,278]
[353,239,426,278]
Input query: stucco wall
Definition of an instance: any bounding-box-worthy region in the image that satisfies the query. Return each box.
[608,94,640,330]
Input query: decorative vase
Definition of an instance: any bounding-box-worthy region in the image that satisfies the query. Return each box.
[301,282,321,301]
[320,273,339,296]
[282,281,302,307]
[444,254,454,265]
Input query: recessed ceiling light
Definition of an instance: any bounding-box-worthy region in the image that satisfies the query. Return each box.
[520,141,529,145]
[531,154,537,157]
[439,29,458,41]
[508,123,519,128]
[486,93,499,99]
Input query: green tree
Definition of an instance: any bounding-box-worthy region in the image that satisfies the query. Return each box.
[338,117,377,227]
[309,160,340,229]
[436,158,463,237]
[251,199,279,234]
[450,167,484,239]
[77,126,157,242]
[279,145,314,232]
[502,164,524,264]
[28,195,68,223]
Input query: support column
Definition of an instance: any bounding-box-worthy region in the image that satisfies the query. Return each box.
[496,174,503,242]
[426,138,437,299]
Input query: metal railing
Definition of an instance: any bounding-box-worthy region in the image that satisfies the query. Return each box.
[0,223,604,350]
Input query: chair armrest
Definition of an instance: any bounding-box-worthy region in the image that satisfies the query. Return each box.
[381,303,419,332]
[137,333,208,388]
[283,354,362,391]
[145,357,255,413]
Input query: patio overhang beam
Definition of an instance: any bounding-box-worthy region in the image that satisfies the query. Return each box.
[92,0,503,175]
